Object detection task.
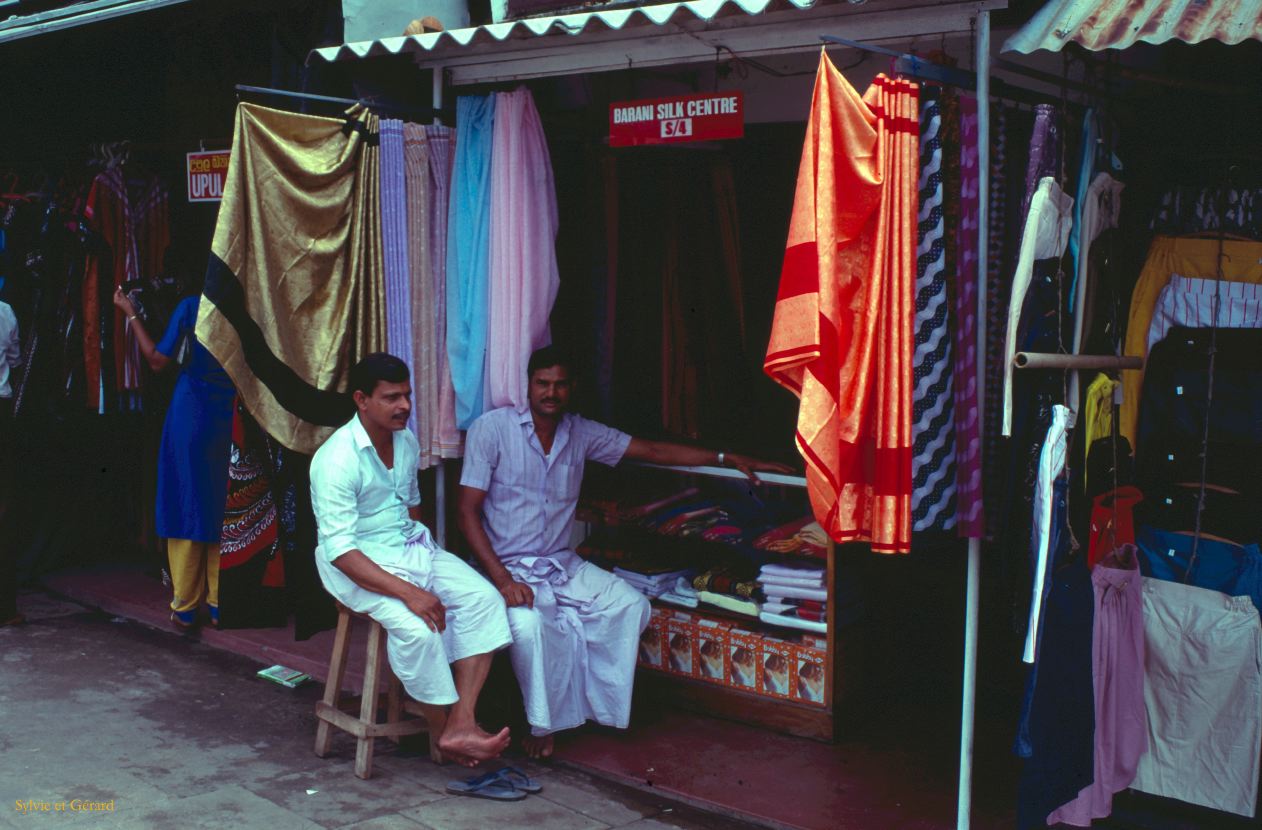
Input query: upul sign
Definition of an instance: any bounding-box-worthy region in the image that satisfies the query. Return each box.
[186,150,230,202]
[609,92,744,147]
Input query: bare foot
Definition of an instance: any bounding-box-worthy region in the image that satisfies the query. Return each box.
[437,725,511,767]
[523,734,554,759]
[428,736,447,765]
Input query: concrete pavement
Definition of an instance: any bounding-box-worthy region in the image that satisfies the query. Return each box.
[0,590,761,830]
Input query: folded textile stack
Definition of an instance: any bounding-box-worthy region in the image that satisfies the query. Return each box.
[692,567,762,617]
[614,566,695,598]
[640,493,793,544]
[580,486,702,526]
[659,577,698,609]
[757,563,828,633]
[692,567,759,598]
[754,517,829,559]
[698,590,761,617]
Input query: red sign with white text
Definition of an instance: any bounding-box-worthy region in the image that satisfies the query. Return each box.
[186,150,231,202]
[609,92,744,147]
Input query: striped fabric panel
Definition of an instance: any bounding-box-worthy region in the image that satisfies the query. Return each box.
[1147,277,1262,352]
[1169,273,1262,300]
[379,119,417,437]
[953,95,984,537]
[981,106,1010,542]
[911,91,958,533]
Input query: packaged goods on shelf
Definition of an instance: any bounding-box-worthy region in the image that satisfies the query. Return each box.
[794,639,828,706]
[729,628,762,692]
[759,637,797,700]
[666,613,697,676]
[695,618,733,685]
[638,607,668,669]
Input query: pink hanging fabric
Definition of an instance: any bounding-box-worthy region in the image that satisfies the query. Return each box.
[486,87,560,411]
[953,94,984,537]
[402,124,436,464]
[426,125,464,459]
[1047,548,1147,826]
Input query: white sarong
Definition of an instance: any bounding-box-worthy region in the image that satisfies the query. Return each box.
[316,528,512,706]
[505,554,651,736]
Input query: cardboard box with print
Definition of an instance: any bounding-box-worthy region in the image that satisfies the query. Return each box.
[638,607,668,669]
[666,613,697,676]
[759,636,796,699]
[728,628,761,691]
[794,638,827,705]
[694,618,732,685]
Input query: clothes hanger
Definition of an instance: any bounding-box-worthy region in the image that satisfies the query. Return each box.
[1169,528,1242,547]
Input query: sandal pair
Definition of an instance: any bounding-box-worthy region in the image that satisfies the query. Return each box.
[445,766,543,801]
[170,606,219,631]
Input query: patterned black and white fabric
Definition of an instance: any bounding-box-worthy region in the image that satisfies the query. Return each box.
[1150,186,1262,238]
[911,90,958,532]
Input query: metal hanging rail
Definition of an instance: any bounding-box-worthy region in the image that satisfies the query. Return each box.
[234,84,438,122]
[820,34,1108,107]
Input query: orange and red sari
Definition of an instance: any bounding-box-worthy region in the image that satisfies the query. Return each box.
[764,52,919,553]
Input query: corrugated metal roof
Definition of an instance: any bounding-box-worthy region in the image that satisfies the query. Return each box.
[0,0,197,46]
[309,0,1008,85]
[1003,0,1262,53]
[312,0,827,63]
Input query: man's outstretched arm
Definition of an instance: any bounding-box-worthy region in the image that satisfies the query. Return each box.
[622,438,797,484]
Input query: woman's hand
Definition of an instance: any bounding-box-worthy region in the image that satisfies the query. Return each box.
[112,286,136,318]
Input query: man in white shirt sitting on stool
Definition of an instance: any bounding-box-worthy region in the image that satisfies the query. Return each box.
[311,353,512,767]
[458,346,793,758]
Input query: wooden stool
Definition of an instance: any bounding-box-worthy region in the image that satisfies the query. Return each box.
[314,603,428,779]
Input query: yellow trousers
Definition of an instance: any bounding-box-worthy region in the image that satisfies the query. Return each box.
[167,539,220,613]
[1121,235,1262,448]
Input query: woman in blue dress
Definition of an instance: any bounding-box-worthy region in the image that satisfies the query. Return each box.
[114,286,234,629]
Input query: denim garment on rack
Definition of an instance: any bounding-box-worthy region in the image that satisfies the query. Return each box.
[1016,542,1095,828]
[1135,524,1262,618]
[1014,477,1074,758]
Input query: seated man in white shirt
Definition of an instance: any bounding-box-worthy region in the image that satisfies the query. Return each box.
[458,346,793,758]
[311,353,512,767]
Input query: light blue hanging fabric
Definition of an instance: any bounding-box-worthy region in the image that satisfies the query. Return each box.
[1067,108,1097,313]
[446,94,496,429]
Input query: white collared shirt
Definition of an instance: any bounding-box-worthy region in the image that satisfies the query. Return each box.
[460,406,631,566]
[1002,177,1074,437]
[0,300,19,399]
[310,414,424,567]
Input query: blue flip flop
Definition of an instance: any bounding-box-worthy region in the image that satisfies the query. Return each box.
[490,765,543,794]
[446,770,527,801]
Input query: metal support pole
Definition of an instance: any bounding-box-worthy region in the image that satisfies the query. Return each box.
[432,66,445,126]
[431,62,447,550]
[435,463,447,549]
[958,10,989,830]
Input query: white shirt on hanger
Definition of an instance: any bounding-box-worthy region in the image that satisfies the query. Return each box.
[0,300,19,399]
[1002,177,1075,437]
[1023,404,1072,664]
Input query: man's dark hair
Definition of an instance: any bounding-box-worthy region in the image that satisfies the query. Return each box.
[527,345,575,379]
[349,353,409,397]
